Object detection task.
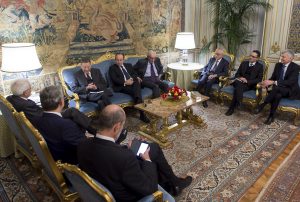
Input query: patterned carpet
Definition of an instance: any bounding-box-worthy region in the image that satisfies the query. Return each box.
[256,142,300,201]
[0,101,299,201]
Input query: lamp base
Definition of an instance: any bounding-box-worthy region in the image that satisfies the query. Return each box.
[179,49,189,65]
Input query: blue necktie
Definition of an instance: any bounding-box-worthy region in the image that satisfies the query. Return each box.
[279,65,285,81]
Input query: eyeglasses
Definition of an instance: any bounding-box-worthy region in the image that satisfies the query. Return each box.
[250,55,258,58]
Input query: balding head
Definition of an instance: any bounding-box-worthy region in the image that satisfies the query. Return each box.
[94,104,126,140]
[147,50,157,63]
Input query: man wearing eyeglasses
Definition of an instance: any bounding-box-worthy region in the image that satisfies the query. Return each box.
[254,50,300,124]
[225,50,263,116]
[197,48,229,108]
[134,50,169,98]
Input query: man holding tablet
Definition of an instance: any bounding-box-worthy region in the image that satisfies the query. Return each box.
[78,105,192,201]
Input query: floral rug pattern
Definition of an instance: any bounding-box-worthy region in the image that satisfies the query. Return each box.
[0,102,299,201]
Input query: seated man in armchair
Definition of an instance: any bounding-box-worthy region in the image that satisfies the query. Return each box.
[134,50,169,98]
[197,48,229,108]
[255,50,300,124]
[71,57,112,111]
[225,50,263,116]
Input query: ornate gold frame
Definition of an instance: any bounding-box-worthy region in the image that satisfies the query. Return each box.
[0,95,40,168]
[219,57,270,110]
[57,163,115,202]
[57,52,145,117]
[16,112,79,201]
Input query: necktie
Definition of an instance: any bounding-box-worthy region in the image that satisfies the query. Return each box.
[279,65,286,81]
[210,61,218,72]
[86,72,93,84]
[150,63,158,82]
[120,66,131,80]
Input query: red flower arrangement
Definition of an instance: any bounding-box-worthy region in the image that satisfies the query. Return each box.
[161,86,187,101]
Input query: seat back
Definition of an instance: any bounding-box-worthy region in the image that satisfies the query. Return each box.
[59,163,116,202]
[0,95,32,153]
[16,112,74,198]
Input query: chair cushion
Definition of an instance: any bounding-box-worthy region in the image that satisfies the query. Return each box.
[191,79,198,85]
[109,92,134,104]
[62,66,81,88]
[162,80,175,88]
[221,86,256,99]
[211,83,219,90]
[279,98,300,108]
[141,87,153,99]
[79,102,98,114]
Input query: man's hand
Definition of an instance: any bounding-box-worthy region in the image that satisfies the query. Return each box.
[86,83,97,90]
[124,78,134,86]
[239,77,247,83]
[137,77,142,83]
[140,148,151,161]
[208,74,217,80]
[261,80,274,88]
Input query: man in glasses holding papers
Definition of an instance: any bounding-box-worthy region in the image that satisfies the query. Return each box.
[225,50,263,116]
[71,57,112,111]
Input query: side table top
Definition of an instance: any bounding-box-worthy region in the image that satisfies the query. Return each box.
[167,62,204,70]
[135,92,209,118]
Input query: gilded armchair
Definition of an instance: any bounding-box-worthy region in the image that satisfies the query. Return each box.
[219,57,269,110]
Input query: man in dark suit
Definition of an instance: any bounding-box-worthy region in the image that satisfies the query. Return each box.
[78,104,192,201]
[109,53,150,123]
[71,58,111,110]
[6,79,96,135]
[134,50,168,98]
[225,50,264,116]
[255,50,300,124]
[197,48,229,108]
[34,86,87,164]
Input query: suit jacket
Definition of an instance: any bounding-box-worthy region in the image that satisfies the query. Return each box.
[134,57,164,79]
[71,68,108,100]
[235,61,264,87]
[109,63,138,92]
[201,57,229,77]
[78,138,158,202]
[6,95,43,123]
[270,62,300,99]
[35,113,86,164]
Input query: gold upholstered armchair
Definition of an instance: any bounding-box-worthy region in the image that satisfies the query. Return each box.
[219,57,269,111]
[16,112,79,201]
[191,51,235,102]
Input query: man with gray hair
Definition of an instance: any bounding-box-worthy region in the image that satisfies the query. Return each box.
[7,79,96,134]
[34,85,87,164]
[255,50,300,124]
[197,48,229,108]
[134,50,169,98]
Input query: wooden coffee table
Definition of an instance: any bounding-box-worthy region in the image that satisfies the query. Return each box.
[135,92,209,148]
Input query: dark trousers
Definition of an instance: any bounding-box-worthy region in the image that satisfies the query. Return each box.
[229,80,251,109]
[87,92,111,110]
[148,143,178,187]
[264,86,290,116]
[141,79,169,98]
[119,81,143,103]
[62,108,97,134]
[197,75,218,96]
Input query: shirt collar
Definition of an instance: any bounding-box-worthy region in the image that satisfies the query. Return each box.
[44,111,62,117]
[20,96,28,100]
[95,133,115,143]
[249,62,256,66]
[283,62,290,67]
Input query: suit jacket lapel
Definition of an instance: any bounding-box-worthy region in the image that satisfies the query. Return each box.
[78,70,88,85]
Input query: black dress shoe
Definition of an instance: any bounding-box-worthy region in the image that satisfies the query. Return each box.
[140,112,150,123]
[254,103,266,114]
[202,101,208,108]
[225,108,234,116]
[264,116,275,125]
[177,176,193,189]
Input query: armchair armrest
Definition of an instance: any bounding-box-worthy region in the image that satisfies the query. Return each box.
[138,190,163,202]
[255,83,267,101]
[219,76,234,87]
[65,89,81,110]
[161,71,172,82]
[193,71,200,80]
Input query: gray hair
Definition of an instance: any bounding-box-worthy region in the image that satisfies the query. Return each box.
[147,50,156,56]
[10,79,31,96]
[282,49,295,59]
[40,85,64,111]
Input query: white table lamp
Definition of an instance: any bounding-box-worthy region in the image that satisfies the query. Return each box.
[1,43,42,72]
[175,32,196,65]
